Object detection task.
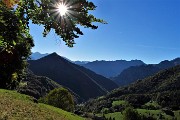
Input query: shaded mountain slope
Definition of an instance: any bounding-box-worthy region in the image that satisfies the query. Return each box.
[18,70,60,99]
[28,53,118,101]
[81,60,145,78]
[113,65,161,86]
[113,58,180,86]
[18,70,81,103]
[111,65,180,96]
[83,65,180,112]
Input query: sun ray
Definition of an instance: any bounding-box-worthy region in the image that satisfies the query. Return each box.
[57,3,67,16]
[47,0,86,40]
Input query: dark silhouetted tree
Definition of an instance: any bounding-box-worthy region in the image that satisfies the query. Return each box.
[0,2,34,89]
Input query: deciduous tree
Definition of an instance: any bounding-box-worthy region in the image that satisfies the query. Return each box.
[0,0,105,88]
[3,0,106,47]
[0,2,34,89]
[39,87,75,112]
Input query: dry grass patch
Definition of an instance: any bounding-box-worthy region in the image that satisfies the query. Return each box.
[0,89,85,120]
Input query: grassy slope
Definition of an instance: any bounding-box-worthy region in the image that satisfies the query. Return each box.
[105,110,180,120]
[105,112,123,120]
[105,100,180,120]
[0,89,85,120]
[112,100,127,107]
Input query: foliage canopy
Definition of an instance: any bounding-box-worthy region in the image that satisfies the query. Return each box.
[0,2,34,89]
[39,87,75,112]
[3,0,106,47]
[0,0,105,88]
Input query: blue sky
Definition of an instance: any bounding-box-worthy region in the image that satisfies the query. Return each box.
[30,0,180,64]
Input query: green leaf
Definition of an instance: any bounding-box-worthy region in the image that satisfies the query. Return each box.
[12,40,16,45]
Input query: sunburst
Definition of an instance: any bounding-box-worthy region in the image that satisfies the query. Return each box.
[49,0,82,30]
[50,0,75,18]
[57,3,68,16]
[45,0,87,46]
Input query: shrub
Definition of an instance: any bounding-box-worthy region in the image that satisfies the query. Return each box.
[123,107,156,120]
[123,107,141,120]
[39,87,74,112]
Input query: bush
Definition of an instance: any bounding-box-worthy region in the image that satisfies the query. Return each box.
[123,107,141,120]
[39,87,74,112]
[123,107,156,120]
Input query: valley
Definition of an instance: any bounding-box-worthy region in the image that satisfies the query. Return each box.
[1,52,180,120]
[1,0,179,119]
[26,53,180,120]
[79,65,180,120]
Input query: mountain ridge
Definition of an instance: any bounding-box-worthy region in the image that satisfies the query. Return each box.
[113,57,180,86]
[30,52,49,60]
[81,59,145,78]
[30,52,146,78]
[28,52,118,101]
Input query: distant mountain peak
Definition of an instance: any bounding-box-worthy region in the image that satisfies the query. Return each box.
[172,57,180,65]
[46,52,60,58]
[30,52,49,60]
[173,57,180,60]
[51,52,58,55]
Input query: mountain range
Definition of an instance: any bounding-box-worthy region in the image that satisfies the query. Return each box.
[81,60,145,78]
[28,53,118,101]
[30,52,180,89]
[30,52,146,78]
[113,58,180,86]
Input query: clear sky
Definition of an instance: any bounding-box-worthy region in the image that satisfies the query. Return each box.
[30,0,180,64]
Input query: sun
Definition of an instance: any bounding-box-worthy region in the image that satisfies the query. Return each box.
[49,0,80,27]
[57,3,68,16]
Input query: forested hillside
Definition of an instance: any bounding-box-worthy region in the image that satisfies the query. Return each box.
[18,70,81,103]
[82,65,180,113]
